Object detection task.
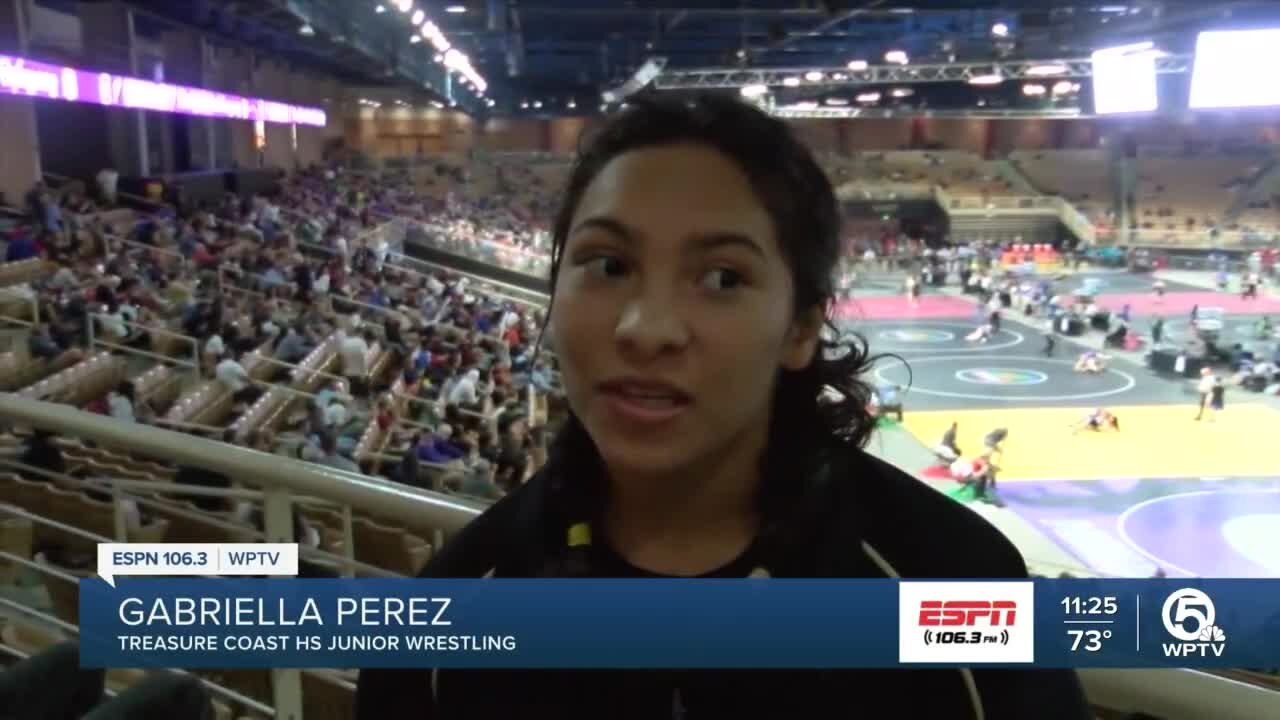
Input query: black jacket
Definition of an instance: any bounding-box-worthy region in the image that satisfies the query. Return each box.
[356,445,1091,720]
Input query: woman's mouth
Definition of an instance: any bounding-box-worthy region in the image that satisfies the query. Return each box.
[597,379,692,425]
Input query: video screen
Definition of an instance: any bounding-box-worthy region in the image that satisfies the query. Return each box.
[1189,28,1280,109]
[1091,42,1160,115]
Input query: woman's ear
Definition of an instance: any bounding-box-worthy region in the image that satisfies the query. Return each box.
[781,305,825,371]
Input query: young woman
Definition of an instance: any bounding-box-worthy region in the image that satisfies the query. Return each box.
[356,95,1088,719]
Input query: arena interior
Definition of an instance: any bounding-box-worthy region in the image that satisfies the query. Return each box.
[1,0,1279,717]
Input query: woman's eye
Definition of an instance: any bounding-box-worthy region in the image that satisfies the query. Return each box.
[699,268,744,292]
[582,256,628,279]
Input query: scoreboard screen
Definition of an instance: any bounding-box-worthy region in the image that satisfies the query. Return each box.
[1189,29,1280,109]
[1091,42,1160,115]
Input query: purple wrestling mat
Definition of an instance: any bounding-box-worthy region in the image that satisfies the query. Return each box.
[998,477,1280,578]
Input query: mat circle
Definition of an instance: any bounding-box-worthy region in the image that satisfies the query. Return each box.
[954,368,1049,386]
[855,321,1025,353]
[873,354,1136,401]
[877,328,955,344]
[1118,489,1280,578]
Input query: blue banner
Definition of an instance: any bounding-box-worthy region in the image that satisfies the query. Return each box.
[78,578,1280,669]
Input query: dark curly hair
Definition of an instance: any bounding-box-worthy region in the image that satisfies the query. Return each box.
[541,93,877,516]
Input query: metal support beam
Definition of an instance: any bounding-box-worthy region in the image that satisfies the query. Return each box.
[768,106,1089,120]
[654,54,1193,90]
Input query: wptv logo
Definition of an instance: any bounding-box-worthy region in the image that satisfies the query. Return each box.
[899,582,1035,663]
[1161,588,1227,659]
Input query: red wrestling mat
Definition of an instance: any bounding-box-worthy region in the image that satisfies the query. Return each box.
[1097,291,1280,316]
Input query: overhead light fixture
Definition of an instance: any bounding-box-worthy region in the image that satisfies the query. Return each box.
[1052,80,1074,95]
[1026,63,1069,77]
[421,21,450,51]
[520,101,529,109]
[825,98,849,106]
[831,72,848,80]
[445,4,467,12]
[782,76,800,87]
[790,101,818,110]
[856,92,881,103]
[847,59,868,71]
[1022,83,1047,96]
[298,23,315,36]
[396,0,412,12]
[992,22,1010,38]
[567,99,576,109]
[533,100,542,109]
[890,87,913,98]
[411,9,425,25]
[884,50,908,65]
[434,53,443,62]
[486,98,495,106]
[376,4,386,13]
[969,72,1004,85]
[410,34,421,43]
[739,83,768,98]
[804,71,824,82]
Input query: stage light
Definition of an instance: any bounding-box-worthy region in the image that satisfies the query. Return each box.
[410,35,421,43]
[825,98,849,106]
[884,50,908,65]
[739,84,768,98]
[446,4,466,12]
[376,4,386,13]
[396,0,412,12]
[890,88,913,98]
[847,59,868,70]
[298,23,315,37]
[567,99,576,109]
[804,71,824,82]
[1026,63,1069,77]
[857,92,881,103]
[782,76,801,87]
[1052,80,1074,95]
[411,9,424,25]
[520,101,529,108]
[1023,83,1047,96]
[533,100,542,108]
[831,72,848,80]
[992,23,1009,38]
[969,72,1003,85]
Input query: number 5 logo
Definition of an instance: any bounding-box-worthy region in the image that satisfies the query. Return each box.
[1161,588,1215,642]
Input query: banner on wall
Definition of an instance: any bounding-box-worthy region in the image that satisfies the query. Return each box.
[0,54,325,127]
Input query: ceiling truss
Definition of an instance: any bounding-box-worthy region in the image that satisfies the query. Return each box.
[653,55,1194,90]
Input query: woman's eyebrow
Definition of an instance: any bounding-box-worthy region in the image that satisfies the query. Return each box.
[570,217,765,259]
[569,216,633,243]
[687,232,765,259]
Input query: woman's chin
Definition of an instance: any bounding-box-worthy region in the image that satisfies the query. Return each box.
[594,439,694,480]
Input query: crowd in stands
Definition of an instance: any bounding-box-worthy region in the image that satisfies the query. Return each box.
[1,164,564,511]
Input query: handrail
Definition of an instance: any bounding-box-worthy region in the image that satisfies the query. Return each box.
[0,394,485,533]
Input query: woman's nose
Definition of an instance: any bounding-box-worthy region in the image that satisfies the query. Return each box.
[613,291,689,357]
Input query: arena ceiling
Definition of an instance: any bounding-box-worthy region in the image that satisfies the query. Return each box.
[60,1,1280,116]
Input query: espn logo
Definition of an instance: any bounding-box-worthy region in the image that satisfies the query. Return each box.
[919,600,1018,627]
[899,582,1035,664]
